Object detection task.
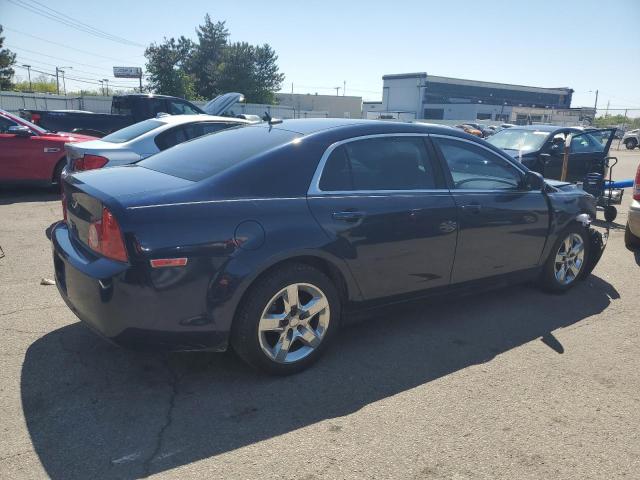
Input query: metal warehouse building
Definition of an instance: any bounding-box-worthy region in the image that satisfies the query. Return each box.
[364,72,592,125]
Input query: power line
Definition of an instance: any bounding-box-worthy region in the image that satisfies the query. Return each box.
[7,0,145,47]
[4,27,144,63]
[14,54,142,80]
[7,44,117,72]
[14,65,138,89]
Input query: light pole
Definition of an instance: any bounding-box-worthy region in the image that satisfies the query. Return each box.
[59,67,72,95]
[22,64,32,91]
[55,66,72,95]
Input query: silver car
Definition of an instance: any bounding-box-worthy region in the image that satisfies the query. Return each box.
[65,114,249,172]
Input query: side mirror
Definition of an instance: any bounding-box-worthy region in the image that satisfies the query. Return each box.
[523,170,544,191]
[8,125,32,137]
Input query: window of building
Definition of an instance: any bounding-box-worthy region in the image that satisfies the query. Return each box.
[423,108,444,120]
[476,113,492,120]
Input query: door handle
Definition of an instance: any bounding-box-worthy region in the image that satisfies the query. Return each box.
[461,203,482,214]
[332,210,365,222]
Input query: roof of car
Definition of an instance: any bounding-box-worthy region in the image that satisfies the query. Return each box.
[154,114,249,126]
[508,124,583,133]
[264,118,466,137]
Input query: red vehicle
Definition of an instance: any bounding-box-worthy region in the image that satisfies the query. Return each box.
[0,109,96,187]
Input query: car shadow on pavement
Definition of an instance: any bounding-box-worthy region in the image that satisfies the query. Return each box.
[0,187,59,205]
[21,275,619,479]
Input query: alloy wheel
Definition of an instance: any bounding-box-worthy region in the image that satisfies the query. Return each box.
[258,283,330,363]
[554,233,585,285]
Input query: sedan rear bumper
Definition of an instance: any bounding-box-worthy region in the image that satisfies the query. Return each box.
[50,221,229,351]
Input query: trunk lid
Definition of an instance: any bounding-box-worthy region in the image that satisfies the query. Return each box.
[63,165,194,249]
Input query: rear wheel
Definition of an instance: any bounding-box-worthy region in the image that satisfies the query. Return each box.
[539,225,590,293]
[626,223,640,249]
[231,263,341,375]
[51,160,66,192]
[625,138,638,150]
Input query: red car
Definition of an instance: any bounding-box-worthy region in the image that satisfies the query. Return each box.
[0,109,96,187]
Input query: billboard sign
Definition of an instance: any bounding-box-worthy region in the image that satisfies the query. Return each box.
[113,66,142,78]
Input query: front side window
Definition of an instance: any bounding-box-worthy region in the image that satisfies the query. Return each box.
[436,138,522,190]
[570,132,606,153]
[0,115,18,133]
[319,136,436,191]
[486,128,549,152]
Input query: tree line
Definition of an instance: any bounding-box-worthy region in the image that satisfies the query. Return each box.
[144,15,285,103]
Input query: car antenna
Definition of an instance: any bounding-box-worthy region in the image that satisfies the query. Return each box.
[263,111,283,125]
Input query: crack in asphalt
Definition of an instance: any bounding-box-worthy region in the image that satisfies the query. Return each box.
[141,357,182,478]
[0,305,65,317]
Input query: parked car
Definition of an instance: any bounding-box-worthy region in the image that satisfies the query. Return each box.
[64,114,249,173]
[622,129,639,149]
[0,109,96,187]
[50,119,605,374]
[486,125,616,183]
[19,92,244,138]
[625,163,640,249]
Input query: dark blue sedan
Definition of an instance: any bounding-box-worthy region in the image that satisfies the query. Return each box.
[51,119,605,374]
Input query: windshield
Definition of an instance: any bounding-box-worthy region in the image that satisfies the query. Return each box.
[139,125,299,181]
[101,119,165,143]
[486,128,550,152]
[0,109,48,134]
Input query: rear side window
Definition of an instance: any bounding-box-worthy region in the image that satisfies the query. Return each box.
[319,136,436,191]
[168,100,202,115]
[155,122,236,151]
[101,119,164,143]
[111,97,132,116]
[0,115,17,133]
[139,126,300,181]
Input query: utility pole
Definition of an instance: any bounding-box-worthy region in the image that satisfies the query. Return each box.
[291,82,293,94]
[593,89,599,112]
[334,86,341,96]
[22,65,32,91]
[605,100,610,117]
[103,79,109,96]
[139,72,143,93]
[61,70,67,95]
[343,80,346,96]
[98,80,104,96]
[55,66,72,95]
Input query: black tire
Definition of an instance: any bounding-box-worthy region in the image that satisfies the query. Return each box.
[231,263,341,375]
[539,224,591,293]
[51,160,66,192]
[626,223,640,250]
[604,205,617,223]
[625,138,637,150]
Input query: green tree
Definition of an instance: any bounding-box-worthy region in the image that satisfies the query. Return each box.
[143,15,285,103]
[252,44,285,104]
[144,36,197,98]
[13,74,57,93]
[0,25,16,90]
[189,14,229,98]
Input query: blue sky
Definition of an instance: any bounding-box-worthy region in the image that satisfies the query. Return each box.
[2,0,639,110]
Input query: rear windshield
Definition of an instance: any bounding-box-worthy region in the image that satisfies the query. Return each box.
[138,126,300,181]
[101,119,164,143]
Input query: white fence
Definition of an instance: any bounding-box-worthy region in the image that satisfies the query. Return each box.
[0,91,329,119]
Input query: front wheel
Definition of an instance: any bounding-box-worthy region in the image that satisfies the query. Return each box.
[625,138,638,150]
[539,225,591,293]
[231,263,341,375]
[626,223,640,249]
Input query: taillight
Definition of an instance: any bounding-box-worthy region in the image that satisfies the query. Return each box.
[87,207,128,262]
[61,191,67,221]
[31,113,41,124]
[74,154,108,171]
[634,165,640,201]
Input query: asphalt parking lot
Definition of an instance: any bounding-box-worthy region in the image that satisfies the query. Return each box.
[1,147,639,480]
